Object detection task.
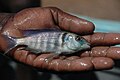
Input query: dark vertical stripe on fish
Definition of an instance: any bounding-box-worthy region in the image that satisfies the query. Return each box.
[52,33,61,52]
[61,32,67,46]
[43,34,48,52]
[34,36,39,49]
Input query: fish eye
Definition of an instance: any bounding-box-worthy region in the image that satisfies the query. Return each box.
[75,36,81,41]
[68,35,73,39]
[64,35,73,41]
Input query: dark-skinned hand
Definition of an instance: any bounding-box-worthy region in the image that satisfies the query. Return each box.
[0,7,120,72]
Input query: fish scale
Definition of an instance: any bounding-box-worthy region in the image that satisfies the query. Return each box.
[46,32,61,52]
[23,32,62,53]
[3,29,90,61]
[43,32,61,52]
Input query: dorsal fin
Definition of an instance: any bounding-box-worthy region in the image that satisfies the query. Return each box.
[23,28,61,36]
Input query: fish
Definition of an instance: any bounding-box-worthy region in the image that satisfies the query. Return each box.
[3,29,90,62]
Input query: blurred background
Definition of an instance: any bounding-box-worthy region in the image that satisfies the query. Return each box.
[42,0,120,21]
[0,0,120,80]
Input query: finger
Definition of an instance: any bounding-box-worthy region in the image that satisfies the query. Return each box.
[83,32,120,46]
[80,46,120,59]
[2,7,95,36]
[13,49,114,71]
[49,7,95,34]
[90,57,114,70]
[12,49,37,65]
[65,57,114,71]
[33,56,114,71]
[1,7,57,36]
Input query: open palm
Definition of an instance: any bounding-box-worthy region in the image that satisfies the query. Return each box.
[1,7,120,71]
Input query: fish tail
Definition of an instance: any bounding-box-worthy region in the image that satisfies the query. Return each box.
[3,35,17,55]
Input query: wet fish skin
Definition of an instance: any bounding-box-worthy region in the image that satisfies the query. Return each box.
[18,31,63,54]
[3,29,90,56]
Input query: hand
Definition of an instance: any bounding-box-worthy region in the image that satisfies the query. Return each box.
[1,7,120,72]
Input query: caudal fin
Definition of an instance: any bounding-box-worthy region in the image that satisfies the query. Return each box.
[3,35,17,55]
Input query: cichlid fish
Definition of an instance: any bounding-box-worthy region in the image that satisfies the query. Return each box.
[3,29,90,62]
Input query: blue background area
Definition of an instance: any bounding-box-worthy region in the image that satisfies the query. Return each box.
[78,15,120,80]
[78,15,120,33]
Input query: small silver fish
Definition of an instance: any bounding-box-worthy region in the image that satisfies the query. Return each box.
[3,29,90,62]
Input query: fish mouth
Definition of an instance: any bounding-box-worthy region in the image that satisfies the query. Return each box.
[74,42,90,50]
[81,43,90,50]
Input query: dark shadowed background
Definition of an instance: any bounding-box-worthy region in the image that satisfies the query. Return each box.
[0,0,120,80]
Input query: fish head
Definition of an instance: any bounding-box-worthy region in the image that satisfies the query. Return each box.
[63,33,90,52]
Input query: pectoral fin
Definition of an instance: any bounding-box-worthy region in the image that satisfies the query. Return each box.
[17,47,42,54]
[44,52,61,63]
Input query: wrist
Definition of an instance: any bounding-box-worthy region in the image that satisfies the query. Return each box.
[0,13,14,53]
[0,35,7,53]
[0,13,14,29]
